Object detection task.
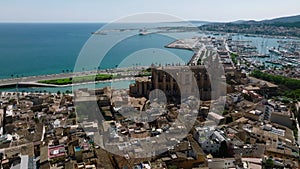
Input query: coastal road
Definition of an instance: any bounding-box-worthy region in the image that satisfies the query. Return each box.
[188,45,206,66]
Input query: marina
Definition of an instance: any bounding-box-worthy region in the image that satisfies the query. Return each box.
[228,34,300,69]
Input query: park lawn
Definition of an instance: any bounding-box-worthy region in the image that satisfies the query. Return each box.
[38,74,113,85]
[230,53,238,65]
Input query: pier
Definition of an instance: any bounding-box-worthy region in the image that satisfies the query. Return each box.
[165,38,208,66]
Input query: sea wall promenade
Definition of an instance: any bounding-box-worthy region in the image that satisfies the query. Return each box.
[0,67,145,88]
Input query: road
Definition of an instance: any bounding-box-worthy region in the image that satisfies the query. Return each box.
[188,46,206,65]
[295,118,300,146]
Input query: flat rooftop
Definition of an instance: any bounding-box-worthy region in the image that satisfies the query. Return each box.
[48,145,66,159]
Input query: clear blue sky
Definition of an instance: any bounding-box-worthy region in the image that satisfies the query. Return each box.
[0,0,299,22]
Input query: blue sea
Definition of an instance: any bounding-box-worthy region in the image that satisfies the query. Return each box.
[0,23,196,92]
[0,23,197,78]
[0,23,100,78]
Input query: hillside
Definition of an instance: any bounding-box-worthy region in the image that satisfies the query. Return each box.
[262,15,300,24]
[198,14,300,37]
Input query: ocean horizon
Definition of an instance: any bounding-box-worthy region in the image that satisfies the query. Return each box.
[0,23,195,79]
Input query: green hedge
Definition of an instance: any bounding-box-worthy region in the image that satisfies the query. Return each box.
[250,70,300,100]
[250,70,300,90]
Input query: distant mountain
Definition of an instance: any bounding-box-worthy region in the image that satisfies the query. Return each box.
[231,20,247,24]
[170,20,210,25]
[262,14,300,23]
[198,14,300,37]
[234,14,300,25]
[184,14,300,26]
[188,20,210,24]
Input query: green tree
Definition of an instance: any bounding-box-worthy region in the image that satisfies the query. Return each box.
[34,117,39,123]
[168,165,178,169]
[219,141,229,157]
[68,112,76,119]
[264,158,274,168]
[225,116,233,124]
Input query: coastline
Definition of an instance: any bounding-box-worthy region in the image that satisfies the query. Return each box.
[0,77,136,88]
